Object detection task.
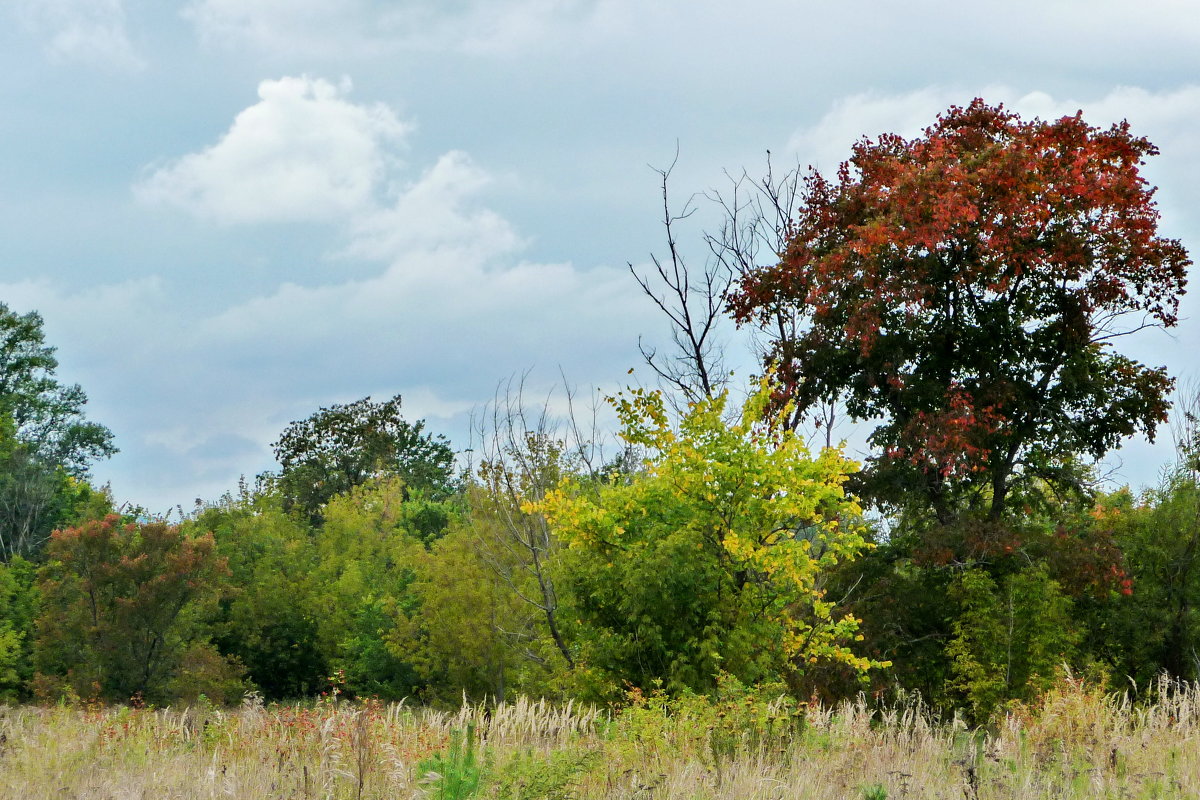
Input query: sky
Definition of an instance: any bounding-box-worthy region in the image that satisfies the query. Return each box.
[0,0,1197,512]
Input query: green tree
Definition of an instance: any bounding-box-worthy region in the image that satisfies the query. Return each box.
[0,415,70,561]
[312,476,443,698]
[0,303,116,560]
[465,377,614,680]
[1089,471,1200,685]
[729,100,1190,524]
[0,303,115,476]
[947,565,1076,721]
[474,435,577,675]
[190,489,328,700]
[803,480,1126,707]
[272,395,455,524]
[34,516,241,704]
[392,508,553,704]
[0,556,37,701]
[0,413,115,562]
[538,385,882,698]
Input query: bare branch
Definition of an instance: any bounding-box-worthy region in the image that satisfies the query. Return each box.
[630,148,735,412]
[466,372,616,672]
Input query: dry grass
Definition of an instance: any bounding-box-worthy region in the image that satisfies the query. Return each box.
[2,677,1198,799]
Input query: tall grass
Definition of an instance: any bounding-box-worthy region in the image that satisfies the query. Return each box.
[2,676,1198,799]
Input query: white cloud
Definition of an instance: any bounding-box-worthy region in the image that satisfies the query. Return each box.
[177,0,1200,77]
[135,75,525,272]
[194,140,642,362]
[440,0,610,56]
[345,151,524,264]
[98,75,659,507]
[13,0,143,69]
[135,76,410,224]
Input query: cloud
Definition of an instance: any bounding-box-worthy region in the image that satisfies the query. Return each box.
[193,138,644,383]
[0,270,507,510]
[183,0,608,57]
[183,0,366,55]
[345,151,524,264]
[76,75,659,508]
[177,0,1200,79]
[135,76,410,224]
[135,75,524,264]
[12,0,143,69]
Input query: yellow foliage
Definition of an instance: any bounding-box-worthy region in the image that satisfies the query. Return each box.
[537,382,887,687]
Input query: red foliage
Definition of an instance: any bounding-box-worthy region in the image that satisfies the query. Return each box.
[36,514,233,702]
[730,99,1190,519]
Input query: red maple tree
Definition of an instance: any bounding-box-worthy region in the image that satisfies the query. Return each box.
[730,99,1190,522]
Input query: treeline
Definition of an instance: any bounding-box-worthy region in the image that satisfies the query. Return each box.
[1,99,1198,721]
[1,383,1198,721]
[0,385,884,708]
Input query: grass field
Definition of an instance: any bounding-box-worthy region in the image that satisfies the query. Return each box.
[2,677,1199,799]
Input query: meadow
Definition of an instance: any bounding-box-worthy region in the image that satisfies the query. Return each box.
[3,677,1199,800]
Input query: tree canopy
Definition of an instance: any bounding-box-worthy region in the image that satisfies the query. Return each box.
[34,516,241,704]
[0,304,115,476]
[539,384,882,696]
[730,100,1190,522]
[271,394,456,523]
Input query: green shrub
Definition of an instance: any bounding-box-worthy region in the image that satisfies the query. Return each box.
[417,724,484,800]
[492,748,598,800]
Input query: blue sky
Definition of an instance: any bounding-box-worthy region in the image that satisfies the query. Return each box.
[1,1,1197,511]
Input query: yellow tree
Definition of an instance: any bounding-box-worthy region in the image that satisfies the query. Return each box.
[537,385,886,697]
